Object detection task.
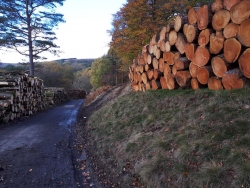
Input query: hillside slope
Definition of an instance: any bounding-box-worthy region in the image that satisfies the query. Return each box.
[77,85,250,188]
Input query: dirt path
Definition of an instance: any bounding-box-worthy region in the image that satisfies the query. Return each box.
[0,99,99,188]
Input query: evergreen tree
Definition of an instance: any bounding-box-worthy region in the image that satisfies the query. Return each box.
[0,0,65,76]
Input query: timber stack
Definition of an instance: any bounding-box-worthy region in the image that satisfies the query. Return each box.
[0,72,69,123]
[129,0,250,91]
[67,89,86,99]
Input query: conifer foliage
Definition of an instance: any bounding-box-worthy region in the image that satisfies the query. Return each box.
[0,0,65,76]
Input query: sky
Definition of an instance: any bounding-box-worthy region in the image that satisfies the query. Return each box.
[0,0,127,63]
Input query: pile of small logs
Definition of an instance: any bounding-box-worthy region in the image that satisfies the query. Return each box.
[67,89,86,99]
[44,87,70,104]
[129,0,250,91]
[0,72,70,123]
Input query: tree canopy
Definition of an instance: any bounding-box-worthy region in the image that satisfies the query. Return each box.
[0,0,65,76]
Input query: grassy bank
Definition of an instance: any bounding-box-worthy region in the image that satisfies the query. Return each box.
[82,88,250,187]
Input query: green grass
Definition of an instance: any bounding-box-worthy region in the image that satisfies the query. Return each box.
[83,87,250,187]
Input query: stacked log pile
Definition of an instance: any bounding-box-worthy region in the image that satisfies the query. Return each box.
[129,0,250,91]
[0,72,69,123]
[67,89,86,99]
[44,87,70,104]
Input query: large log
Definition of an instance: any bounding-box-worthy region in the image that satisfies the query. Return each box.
[159,40,166,51]
[198,28,212,46]
[222,68,245,90]
[238,48,250,78]
[175,71,191,88]
[165,41,171,52]
[211,55,235,77]
[230,0,250,24]
[151,79,161,90]
[223,38,242,63]
[174,57,190,71]
[158,58,165,72]
[147,69,154,80]
[163,63,171,77]
[174,15,187,32]
[211,0,223,12]
[192,46,210,66]
[209,32,224,54]
[163,52,175,65]
[141,72,148,84]
[153,69,162,80]
[168,30,178,46]
[212,9,231,31]
[208,77,223,90]
[160,77,168,89]
[223,22,239,39]
[152,58,159,69]
[175,33,186,54]
[189,62,199,78]
[187,7,197,24]
[237,19,250,47]
[185,43,197,61]
[224,0,241,11]
[197,5,211,30]
[166,74,178,90]
[197,66,213,85]
[191,77,200,90]
[183,24,198,43]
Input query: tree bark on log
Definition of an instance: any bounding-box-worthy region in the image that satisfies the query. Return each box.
[224,38,242,63]
[210,32,225,54]
[238,48,250,78]
[189,62,199,78]
[223,22,239,39]
[230,0,250,24]
[237,18,250,47]
[192,46,210,66]
[208,77,223,90]
[197,66,213,85]
[222,68,245,90]
[212,9,231,31]
[188,7,197,24]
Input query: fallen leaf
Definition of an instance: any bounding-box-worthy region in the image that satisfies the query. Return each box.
[164,127,169,132]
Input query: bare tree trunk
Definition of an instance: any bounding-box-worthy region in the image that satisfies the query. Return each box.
[26,0,34,76]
